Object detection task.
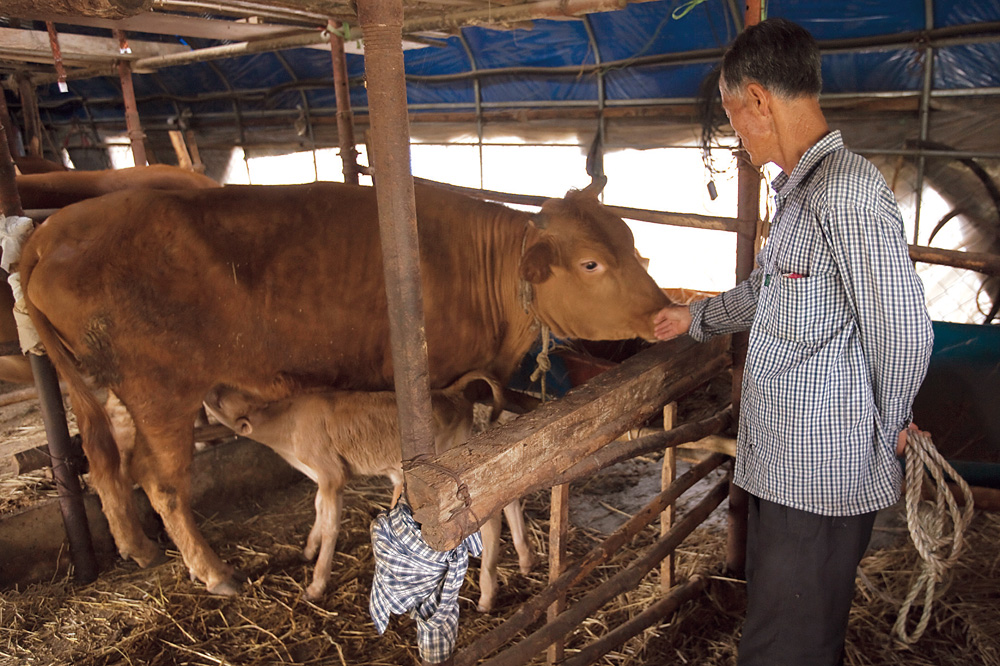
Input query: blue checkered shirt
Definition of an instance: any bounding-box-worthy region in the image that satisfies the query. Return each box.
[690,130,934,516]
[370,500,483,664]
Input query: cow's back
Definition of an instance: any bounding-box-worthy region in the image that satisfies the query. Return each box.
[22,181,525,400]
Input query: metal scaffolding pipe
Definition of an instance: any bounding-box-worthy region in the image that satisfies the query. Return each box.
[0,119,99,585]
[329,23,360,185]
[357,0,436,471]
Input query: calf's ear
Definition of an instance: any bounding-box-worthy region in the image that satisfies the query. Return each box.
[520,240,555,284]
[235,417,254,436]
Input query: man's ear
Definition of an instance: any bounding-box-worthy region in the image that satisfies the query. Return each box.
[520,239,555,284]
[745,82,770,117]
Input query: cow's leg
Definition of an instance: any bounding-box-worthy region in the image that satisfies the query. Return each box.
[502,500,536,575]
[99,391,162,567]
[477,513,503,613]
[304,479,345,601]
[128,411,237,595]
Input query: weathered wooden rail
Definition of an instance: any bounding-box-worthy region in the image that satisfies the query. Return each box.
[407,334,731,550]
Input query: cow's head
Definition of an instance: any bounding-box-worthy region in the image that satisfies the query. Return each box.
[519,178,669,342]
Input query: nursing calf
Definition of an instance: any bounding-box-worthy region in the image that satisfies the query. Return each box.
[203,371,535,609]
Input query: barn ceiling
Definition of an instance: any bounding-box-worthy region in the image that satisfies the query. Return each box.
[2,0,1000,152]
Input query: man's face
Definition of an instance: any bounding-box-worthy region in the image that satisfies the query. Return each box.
[719,76,772,167]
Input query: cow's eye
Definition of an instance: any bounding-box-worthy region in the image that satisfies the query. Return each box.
[580,260,603,273]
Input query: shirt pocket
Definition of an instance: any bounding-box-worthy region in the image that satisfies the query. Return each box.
[761,273,848,346]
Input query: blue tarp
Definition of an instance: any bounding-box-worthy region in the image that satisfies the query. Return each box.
[18,0,1000,125]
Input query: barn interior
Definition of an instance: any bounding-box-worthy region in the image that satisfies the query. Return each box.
[2,0,1000,665]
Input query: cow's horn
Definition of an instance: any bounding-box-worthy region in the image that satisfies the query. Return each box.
[582,174,608,197]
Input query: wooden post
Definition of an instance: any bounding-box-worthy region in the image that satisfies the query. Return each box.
[329,22,360,185]
[0,92,21,161]
[357,0,435,476]
[546,483,569,665]
[115,30,147,167]
[185,130,205,173]
[660,402,677,592]
[168,130,194,170]
[725,0,762,580]
[0,118,98,584]
[14,75,42,158]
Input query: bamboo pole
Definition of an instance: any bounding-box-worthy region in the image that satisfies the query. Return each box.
[661,402,677,593]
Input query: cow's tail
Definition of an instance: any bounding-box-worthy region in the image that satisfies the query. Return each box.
[446,370,505,424]
[19,255,122,488]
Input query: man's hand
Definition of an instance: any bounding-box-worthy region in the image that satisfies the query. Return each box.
[653,306,692,341]
[896,422,922,457]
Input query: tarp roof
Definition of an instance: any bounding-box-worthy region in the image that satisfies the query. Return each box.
[3,0,1000,130]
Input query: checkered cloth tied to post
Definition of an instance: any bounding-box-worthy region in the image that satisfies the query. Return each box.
[370,500,483,664]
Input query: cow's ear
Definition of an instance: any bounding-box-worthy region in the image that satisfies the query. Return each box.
[529,212,549,230]
[520,240,555,284]
[236,417,254,436]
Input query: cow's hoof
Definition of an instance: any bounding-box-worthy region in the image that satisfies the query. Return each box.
[519,553,537,575]
[305,582,326,602]
[476,599,494,614]
[207,578,241,596]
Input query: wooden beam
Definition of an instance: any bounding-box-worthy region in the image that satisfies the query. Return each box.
[679,434,737,457]
[1,12,321,43]
[0,27,189,68]
[407,334,731,551]
[0,0,152,20]
[909,244,1000,277]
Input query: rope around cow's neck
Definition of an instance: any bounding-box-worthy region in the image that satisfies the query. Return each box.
[517,219,553,402]
[893,429,975,644]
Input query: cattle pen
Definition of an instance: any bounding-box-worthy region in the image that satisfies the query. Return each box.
[3,0,1000,665]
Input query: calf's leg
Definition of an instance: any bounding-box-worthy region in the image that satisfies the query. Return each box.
[304,480,345,601]
[503,500,537,575]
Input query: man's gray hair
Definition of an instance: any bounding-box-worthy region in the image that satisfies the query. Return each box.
[721,17,822,98]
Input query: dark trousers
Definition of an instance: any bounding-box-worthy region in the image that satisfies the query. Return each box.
[737,495,877,666]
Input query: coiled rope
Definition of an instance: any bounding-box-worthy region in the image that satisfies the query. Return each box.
[893,429,975,644]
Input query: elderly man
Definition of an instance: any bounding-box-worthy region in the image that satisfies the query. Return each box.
[654,17,934,666]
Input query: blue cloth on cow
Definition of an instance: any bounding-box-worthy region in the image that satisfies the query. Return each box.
[370,499,483,664]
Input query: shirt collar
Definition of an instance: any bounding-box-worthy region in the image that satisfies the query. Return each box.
[772,129,844,194]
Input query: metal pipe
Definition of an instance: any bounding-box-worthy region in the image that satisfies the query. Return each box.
[455,31,483,188]
[913,0,936,244]
[329,22,360,185]
[0,119,99,585]
[154,0,332,24]
[357,0,436,471]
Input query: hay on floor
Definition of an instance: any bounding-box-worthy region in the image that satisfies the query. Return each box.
[1,468,999,665]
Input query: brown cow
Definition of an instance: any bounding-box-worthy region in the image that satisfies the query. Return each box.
[15,164,220,210]
[20,178,668,594]
[0,165,221,386]
[203,371,535,608]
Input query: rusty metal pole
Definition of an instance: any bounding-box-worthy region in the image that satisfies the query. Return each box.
[115,31,147,167]
[725,0,762,579]
[0,118,99,584]
[329,23,360,185]
[356,0,436,471]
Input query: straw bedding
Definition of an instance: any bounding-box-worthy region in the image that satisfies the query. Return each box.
[1,466,998,666]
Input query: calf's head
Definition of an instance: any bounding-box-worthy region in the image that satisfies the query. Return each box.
[203,386,259,437]
[520,180,668,342]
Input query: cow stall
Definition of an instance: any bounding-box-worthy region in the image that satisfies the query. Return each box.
[3,1,1000,665]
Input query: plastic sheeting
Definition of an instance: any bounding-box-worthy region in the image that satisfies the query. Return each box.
[14,0,1000,126]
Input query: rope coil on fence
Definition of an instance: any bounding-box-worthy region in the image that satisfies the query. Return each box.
[894,429,975,644]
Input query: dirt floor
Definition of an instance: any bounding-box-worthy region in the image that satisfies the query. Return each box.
[1,378,999,665]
